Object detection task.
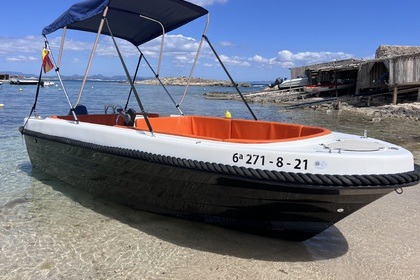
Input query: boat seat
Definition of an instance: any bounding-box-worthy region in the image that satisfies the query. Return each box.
[69,104,88,116]
[56,114,125,126]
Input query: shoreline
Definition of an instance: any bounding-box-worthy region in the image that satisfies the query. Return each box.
[333,100,420,122]
[135,76,252,87]
[205,89,420,122]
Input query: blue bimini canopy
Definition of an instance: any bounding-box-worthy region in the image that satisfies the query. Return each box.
[42,0,208,46]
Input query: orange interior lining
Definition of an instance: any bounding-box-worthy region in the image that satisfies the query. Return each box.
[134,116,330,143]
[52,114,330,143]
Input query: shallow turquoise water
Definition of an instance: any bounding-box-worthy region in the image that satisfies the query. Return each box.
[0,81,419,279]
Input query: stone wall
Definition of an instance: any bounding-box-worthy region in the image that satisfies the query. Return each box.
[375,45,420,58]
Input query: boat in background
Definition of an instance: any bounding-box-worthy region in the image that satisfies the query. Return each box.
[41,80,55,87]
[279,77,310,88]
[304,82,355,94]
[10,78,39,85]
[20,0,420,241]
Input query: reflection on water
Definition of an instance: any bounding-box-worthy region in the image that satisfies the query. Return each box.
[0,169,349,279]
[1,82,419,279]
[30,169,349,262]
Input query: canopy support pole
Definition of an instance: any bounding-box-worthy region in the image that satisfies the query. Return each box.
[178,14,210,107]
[74,6,109,108]
[57,26,67,69]
[136,15,183,115]
[136,47,184,115]
[124,52,143,111]
[139,15,165,77]
[105,18,154,134]
[203,35,258,121]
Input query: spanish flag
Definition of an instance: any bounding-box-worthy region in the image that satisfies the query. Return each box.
[42,48,54,73]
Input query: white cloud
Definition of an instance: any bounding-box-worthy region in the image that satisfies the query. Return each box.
[220,41,234,47]
[277,50,293,62]
[5,55,38,62]
[0,36,42,55]
[250,55,268,63]
[219,54,250,67]
[160,34,201,53]
[274,50,353,67]
[88,34,203,60]
[71,58,82,64]
[0,32,355,80]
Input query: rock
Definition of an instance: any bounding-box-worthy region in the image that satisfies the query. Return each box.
[135,76,251,87]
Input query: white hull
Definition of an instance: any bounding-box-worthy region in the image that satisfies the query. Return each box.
[24,116,414,176]
[279,78,310,88]
[10,79,38,85]
[41,81,55,87]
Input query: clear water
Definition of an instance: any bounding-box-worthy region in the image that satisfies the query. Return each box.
[0,81,419,279]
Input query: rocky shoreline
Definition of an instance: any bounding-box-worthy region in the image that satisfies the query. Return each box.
[135,77,419,121]
[135,76,251,87]
[205,89,420,122]
[339,100,420,122]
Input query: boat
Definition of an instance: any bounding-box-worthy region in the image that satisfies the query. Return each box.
[10,78,39,85]
[304,82,354,93]
[279,77,310,89]
[19,0,420,241]
[41,80,55,87]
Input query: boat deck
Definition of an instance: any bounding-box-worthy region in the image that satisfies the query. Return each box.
[55,114,330,143]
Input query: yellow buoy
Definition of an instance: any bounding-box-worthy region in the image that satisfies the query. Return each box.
[225,110,231,119]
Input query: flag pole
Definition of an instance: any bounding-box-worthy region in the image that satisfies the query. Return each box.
[43,36,79,123]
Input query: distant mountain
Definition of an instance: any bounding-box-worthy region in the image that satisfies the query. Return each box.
[1,71,38,78]
[86,74,154,81]
[1,70,268,84]
[55,74,138,81]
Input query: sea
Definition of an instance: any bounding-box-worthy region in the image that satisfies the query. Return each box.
[1,80,419,279]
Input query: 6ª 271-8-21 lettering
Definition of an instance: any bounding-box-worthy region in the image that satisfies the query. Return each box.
[232,153,308,170]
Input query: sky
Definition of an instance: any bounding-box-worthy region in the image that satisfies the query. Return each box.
[1,0,419,82]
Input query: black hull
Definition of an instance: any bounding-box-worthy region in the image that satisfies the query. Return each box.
[23,133,397,241]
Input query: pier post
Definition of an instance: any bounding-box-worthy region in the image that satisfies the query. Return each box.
[392,84,398,105]
[417,88,420,102]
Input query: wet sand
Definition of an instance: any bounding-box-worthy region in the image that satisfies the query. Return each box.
[1,163,419,279]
